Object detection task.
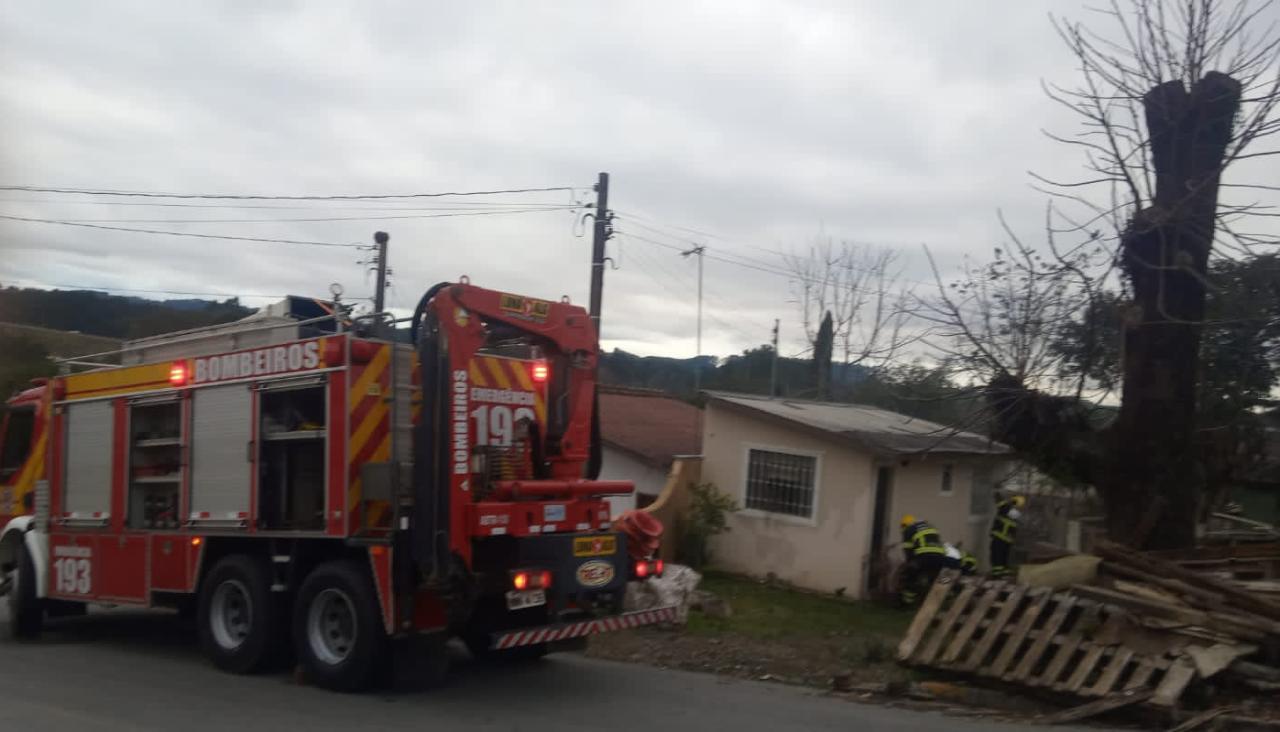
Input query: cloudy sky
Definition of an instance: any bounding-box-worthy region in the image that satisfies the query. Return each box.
[2,1,1273,358]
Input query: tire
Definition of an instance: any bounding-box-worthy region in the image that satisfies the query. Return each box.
[197,555,280,674]
[5,539,42,639]
[293,560,388,692]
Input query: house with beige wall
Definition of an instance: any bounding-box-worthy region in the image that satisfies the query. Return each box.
[701,391,1010,598]
[598,386,702,518]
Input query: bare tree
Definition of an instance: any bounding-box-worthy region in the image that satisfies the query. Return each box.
[917,212,1107,393]
[932,0,1280,549]
[784,236,913,373]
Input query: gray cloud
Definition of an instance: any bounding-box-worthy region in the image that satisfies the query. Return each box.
[2,1,1275,359]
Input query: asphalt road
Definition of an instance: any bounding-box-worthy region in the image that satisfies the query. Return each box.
[1,605,1077,732]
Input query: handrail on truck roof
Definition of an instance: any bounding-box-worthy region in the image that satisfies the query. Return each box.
[52,312,344,366]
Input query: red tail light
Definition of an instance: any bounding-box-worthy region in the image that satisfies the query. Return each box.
[168,361,188,386]
[654,559,665,576]
[512,569,552,591]
[531,361,549,383]
[634,560,650,579]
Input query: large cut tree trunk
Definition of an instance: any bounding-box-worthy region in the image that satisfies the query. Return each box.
[1103,72,1241,549]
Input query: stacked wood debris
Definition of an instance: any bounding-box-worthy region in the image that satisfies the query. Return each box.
[898,539,1280,724]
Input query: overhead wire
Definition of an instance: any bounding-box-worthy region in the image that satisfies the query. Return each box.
[28,206,581,225]
[0,214,361,248]
[0,197,580,211]
[0,184,582,201]
[623,241,765,346]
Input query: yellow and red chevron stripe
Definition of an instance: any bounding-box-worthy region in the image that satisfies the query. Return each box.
[347,344,392,529]
[468,355,547,423]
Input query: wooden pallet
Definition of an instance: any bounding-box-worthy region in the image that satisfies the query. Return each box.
[897,571,1197,706]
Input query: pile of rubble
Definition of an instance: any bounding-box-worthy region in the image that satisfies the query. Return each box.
[898,540,1280,727]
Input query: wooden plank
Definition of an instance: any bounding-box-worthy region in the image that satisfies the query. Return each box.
[940,584,999,665]
[1094,540,1280,622]
[1069,585,1269,641]
[1167,707,1236,732]
[960,583,1027,672]
[896,569,959,662]
[1038,604,1100,688]
[1011,595,1077,681]
[1039,688,1152,725]
[1084,647,1134,697]
[1062,644,1106,693]
[918,583,977,665]
[1151,659,1198,707]
[989,590,1051,677]
[1124,659,1157,690]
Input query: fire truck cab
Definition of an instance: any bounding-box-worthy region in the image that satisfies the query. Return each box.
[0,282,672,691]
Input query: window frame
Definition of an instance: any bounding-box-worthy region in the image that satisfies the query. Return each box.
[940,462,955,497]
[738,442,823,526]
[0,406,37,484]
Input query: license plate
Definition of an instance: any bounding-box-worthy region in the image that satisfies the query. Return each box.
[573,535,617,557]
[505,589,546,610]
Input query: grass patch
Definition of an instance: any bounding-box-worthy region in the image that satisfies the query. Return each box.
[686,570,912,642]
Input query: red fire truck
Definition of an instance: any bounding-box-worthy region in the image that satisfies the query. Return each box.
[0,281,672,690]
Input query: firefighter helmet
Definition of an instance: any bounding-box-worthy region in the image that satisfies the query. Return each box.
[901,514,915,528]
[1012,496,1026,508]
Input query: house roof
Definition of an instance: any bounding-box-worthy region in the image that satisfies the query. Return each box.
[703,390,1010,457]
[598,385,702,468]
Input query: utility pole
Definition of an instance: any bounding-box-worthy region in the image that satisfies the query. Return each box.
[372,231,390,316]
[770,318,780,397]
[588,172,611,336]
[681,244,706,391]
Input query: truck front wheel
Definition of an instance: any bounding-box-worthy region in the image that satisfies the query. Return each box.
[293,560,388,692]
[5,539,42,639]
[197,555,280,673]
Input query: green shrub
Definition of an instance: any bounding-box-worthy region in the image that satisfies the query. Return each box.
[677,482,738,570]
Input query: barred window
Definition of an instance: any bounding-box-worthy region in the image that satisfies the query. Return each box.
[745,448,817,519]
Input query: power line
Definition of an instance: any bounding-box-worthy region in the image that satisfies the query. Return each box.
[0,214,361,248]
[0,197,579,211]
[0,184,582,201]
[28,206,580,225]
[625,243,763,346]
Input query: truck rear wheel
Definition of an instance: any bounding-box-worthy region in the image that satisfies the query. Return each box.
[5,539,42,639]
[197,555,280,674]
[293,560,388,692]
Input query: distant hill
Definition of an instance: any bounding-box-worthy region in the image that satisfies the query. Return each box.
[0,322,122,359]
[0,287,255,399]
[0,287,253,339]
[600,346,870,400]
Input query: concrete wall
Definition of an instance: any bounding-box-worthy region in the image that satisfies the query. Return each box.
[702,402,997,596]
[644,457,702,564]
[702,402,877,596]
[881,458,977,561]
[600,445,668,518]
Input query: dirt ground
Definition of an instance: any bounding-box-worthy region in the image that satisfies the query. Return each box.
[587,626,915,689]
[586,571,915,690]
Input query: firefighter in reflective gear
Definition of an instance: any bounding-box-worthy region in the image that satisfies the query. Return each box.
[943,543,978,576]
[899,515,947,605]
[989,495,1026,579]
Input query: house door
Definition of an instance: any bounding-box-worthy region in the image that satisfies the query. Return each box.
[867,466,894,594]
